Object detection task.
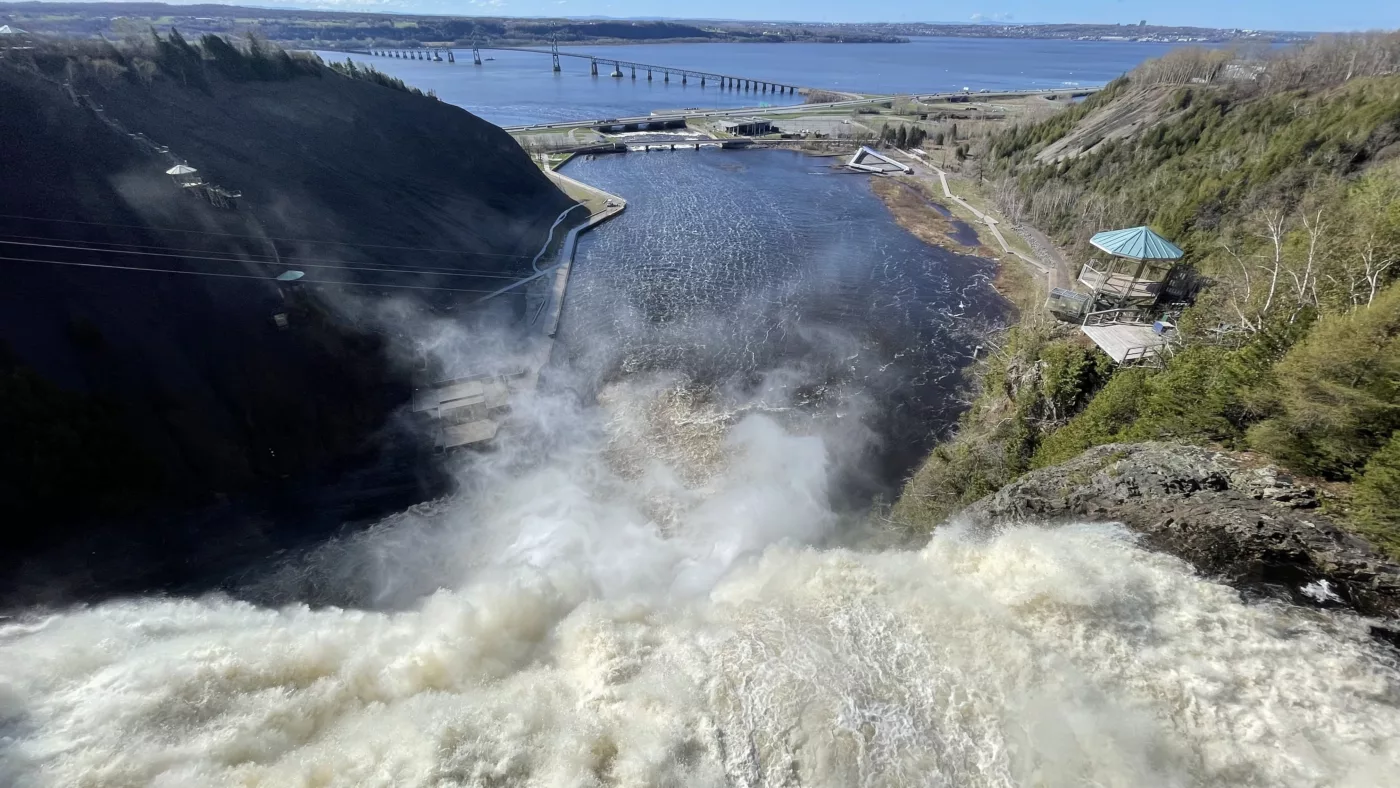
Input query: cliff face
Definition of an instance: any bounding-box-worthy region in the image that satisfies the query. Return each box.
[0,46,575,593]
[962,443,1400,624]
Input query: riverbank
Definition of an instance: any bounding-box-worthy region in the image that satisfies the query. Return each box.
[863,154,1064,315]
[868,177,996,258]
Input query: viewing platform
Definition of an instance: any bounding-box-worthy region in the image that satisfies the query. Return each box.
[1077,260,1164,299]
[1049,226,1190,365]
[847,146,913,174]
[1080,309,1175,364]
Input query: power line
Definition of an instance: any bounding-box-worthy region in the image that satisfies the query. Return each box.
[0,239,530,280]
[0,255,503,293]
[0,232,537,276]
[0,212,542,259]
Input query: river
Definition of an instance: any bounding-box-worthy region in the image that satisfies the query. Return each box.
[4,36,1400,788]
[554,148,1000,504]
[320,37,1191,126]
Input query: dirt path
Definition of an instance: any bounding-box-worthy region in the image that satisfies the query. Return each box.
[1016,223,1077,292]
[891,149,1061,292]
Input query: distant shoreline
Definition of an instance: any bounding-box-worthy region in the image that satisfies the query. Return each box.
[0,2,1312,50]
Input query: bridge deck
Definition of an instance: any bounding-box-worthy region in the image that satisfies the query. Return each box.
[481,47,801,88]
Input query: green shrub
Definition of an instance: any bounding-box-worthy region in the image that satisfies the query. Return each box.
[1033,368,1150,468]
[1246,284,1400,479]
[892,327,1109,530]
[1352,431,1400,560]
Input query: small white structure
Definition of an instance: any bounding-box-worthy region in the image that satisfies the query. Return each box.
[848,146,912,174]
[411,371,531,450]
[165,164,202,187]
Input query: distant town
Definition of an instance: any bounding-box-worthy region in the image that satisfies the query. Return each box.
[0,2,1313,49]
[858,21,1310,44]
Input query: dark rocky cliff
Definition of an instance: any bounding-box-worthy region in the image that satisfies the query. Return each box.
[0,43,575,601]
[962,443,1400,626]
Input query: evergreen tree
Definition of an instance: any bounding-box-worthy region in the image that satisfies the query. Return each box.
[1354,431,1400,556]
[895,125,908,148]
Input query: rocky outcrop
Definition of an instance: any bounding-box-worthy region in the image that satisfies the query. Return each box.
[963,442,1400,622]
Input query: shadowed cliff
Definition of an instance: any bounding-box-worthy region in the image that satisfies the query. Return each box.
[0,36,576,604]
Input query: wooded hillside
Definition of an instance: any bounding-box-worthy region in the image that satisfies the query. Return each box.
[895,34,1400,556]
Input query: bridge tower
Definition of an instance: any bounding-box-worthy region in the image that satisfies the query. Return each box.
[472,37,482,66]
[631,65,636,79]
[647,68,652,81]
[700,76,706,87]
[551,37,561,72]
[591,59,599,76]
[448,50,455,63]
[681,73,687,85]
[664,71,669,83]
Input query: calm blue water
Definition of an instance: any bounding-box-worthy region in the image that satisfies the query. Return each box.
[322,36,1188,126]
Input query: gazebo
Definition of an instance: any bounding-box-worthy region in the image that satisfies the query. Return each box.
[1063,226,1189,365]
[1078,225,1185,306]
[165,164,202,188]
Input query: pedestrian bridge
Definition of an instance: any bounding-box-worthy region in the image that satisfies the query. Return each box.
[847,146,912,174]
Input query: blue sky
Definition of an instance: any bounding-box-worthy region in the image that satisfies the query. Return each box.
[43,0,1400,32]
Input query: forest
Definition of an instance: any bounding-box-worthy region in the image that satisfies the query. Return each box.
[894,34,1400,557]
[0,3,904,48]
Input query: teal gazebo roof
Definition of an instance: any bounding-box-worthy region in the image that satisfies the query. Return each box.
[1090,226,1184,261]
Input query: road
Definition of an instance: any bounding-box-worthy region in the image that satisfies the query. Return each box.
[501,87,1097,132]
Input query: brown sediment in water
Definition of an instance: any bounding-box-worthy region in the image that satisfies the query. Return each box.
[869,177,1046,314]
[868,177,998,259]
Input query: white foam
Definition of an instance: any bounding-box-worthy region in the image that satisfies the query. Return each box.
[3,385,1399,787]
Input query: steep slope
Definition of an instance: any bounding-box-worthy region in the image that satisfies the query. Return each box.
[895,37,1400,558]
[0,39,575,597]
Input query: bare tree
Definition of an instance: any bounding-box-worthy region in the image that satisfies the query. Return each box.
[1252,205,1289,322]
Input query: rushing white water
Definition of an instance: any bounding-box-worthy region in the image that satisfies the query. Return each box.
[3,378,1400,788]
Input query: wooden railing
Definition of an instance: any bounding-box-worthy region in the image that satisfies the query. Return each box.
[1082,307,1150,326]
[1078,262,1164,299]
[1121,345,1155,363]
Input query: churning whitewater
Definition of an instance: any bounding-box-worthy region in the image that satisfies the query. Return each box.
[2,374,1400,788]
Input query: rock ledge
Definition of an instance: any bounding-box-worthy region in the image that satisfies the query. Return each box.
[963,442,1400,621]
